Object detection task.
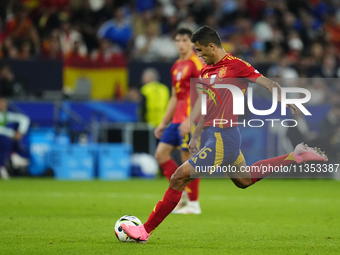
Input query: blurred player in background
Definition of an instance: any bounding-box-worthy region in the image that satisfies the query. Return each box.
[154,28,203,214]
[0,97,30,179]
[122,26,329,242]
[140,68,170,128]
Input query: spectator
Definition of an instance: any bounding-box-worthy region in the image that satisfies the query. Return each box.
[135,0,156,13]
[97,7,133,51]
[286,31,304,64]
[1,37,19,59]
[235,18,257,55]
[91,38,126,64]
[72,0,98,52]
[1,0,340,86]
[324,13,340,50]
[42,30,63,59]
[1,5,40,54]
[298,11,322,49]
[175,0,189,21]
[267,55,299,78]
[316,54,340,78]
[95,0,116,25]
[64,40,87,62]
[59,20,87,57]
[7,46,19,59]
[178,15,199,32]
[190,0,211,25]
[34,1,66,36]
[254,10,276,43]
[309,42,324,66]
[18,40,34,60]
[133,10,161,37]
[156,29,178,62]
[126,85,142,103]
[140,68,169,127]
[0,65,25,98]
[161,15,178,35]
[2,5,33,41]
[133,23,161,62]
[245,0,265,21]
[0,97,30,180]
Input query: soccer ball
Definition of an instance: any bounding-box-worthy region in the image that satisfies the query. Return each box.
[114,215,142,242]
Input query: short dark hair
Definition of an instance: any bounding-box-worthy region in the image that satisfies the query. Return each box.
[191,26,223,48]
[176,28,193,38]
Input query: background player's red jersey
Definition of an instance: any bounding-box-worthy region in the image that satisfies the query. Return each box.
[201,54,263,128]
[171,53,203,124]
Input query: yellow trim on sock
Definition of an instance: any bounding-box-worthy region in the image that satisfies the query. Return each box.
[152,199,163,212]
[284,152,296,162]
[184,187,192,193]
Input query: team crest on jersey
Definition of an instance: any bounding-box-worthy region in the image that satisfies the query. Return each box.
[203,73,209,78]
[218,67,227,78]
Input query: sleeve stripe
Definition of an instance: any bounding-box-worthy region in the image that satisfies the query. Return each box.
[190,54,203,71]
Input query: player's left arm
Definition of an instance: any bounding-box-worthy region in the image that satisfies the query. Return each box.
[191,83,203,121]
[179,83,202,137]
[188,114,205,156]
[179,60,204,136]
[255,76,298,114]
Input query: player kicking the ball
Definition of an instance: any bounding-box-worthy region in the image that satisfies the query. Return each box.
[154,28,203,214]
[122,26,328,242]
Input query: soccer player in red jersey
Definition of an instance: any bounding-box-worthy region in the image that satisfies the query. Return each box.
[154,28,203,214]
[122,26,328,242]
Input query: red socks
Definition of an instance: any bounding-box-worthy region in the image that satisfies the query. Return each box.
[144,187,182,233]
[186,178,200,201]
[161,159,200,201]
[160,159,178,181]
[250,152,296,184]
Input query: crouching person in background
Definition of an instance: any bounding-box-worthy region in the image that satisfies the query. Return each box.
[0,97,30,179]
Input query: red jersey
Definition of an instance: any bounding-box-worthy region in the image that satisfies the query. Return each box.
[171,52,203,124]
[201,54,262,128]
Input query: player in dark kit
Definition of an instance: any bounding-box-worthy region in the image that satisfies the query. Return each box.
[122,26,328,243]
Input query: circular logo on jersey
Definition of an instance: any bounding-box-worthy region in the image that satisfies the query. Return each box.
[218,67,227,78]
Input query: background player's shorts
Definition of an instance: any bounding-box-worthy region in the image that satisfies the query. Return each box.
[160,123,191,151]
[188,126,244,171]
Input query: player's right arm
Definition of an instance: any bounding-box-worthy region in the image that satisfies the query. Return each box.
[154,86,177,139]
[235,58,298,115]
[255,76,298,114]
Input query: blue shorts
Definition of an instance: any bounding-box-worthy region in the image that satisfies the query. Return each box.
[188,126,244,170]
[160,123,191,151]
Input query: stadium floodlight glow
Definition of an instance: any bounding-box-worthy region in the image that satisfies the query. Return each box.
[201,85,312,116]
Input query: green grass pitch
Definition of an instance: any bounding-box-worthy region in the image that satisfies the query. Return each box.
[0,178,339,255]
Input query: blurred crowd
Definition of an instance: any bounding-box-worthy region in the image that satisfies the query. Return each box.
[0,0,339,163]
[1,0,340,100]
[0,0,339,67]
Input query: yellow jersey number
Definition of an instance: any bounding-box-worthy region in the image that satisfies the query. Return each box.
[191,147,212,163]
[175,81,181,93]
